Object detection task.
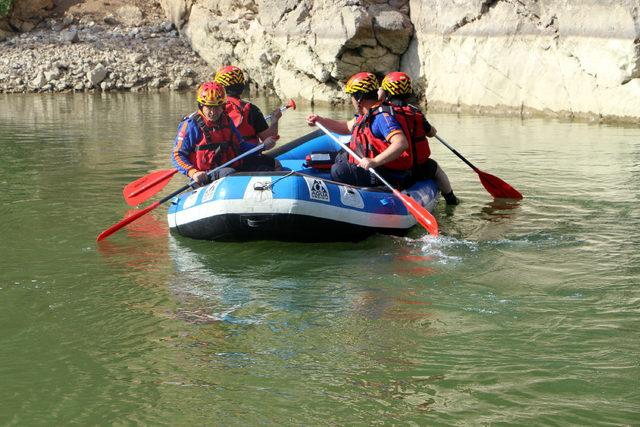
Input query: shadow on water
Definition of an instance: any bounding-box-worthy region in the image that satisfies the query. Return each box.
[143,231,451,328]
[97,211,168,257]
[480,198,522,218]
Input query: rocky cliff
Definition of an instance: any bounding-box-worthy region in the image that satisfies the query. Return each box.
[407,0,640,121]
[161,0,640,122]
[2,0,638,121]
[160,0,414,104]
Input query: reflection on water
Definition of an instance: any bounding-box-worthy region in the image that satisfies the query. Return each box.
[1,92,639,425]
[97,210,169,272]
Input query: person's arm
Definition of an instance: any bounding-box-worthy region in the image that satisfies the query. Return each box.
[258,107,281,140]
[306,114,354,135]
[358,113,408,170]
[423,116,437,138]
[358,132,408,170]
[171,120,208,185]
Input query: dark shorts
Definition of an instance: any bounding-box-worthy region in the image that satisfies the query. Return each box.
[239,154,278,172]
[413,158,438,180]
[330,151,410,188]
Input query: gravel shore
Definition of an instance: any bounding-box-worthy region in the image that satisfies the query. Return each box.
[0,13,212,94]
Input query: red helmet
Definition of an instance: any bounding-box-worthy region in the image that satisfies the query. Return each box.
[196,81,226,107]
[381,71,412,95]
[214,65,245,86]
[344,72,379,95]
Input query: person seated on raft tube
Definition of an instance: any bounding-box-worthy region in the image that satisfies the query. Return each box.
[378,71,458,205]
[214,65,282,171]
[171,81,277,186]
[306,71,413,188]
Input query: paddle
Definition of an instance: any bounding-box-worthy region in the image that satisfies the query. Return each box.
[434,134,523,200]
[265,98,296,121]
[97,143,265,242]
[123,168,178,206]
[122,99,297,206]
[315,122,438,236]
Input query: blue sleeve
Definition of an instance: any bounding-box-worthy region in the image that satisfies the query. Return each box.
[371,112,403,141]
[171,119,202,176]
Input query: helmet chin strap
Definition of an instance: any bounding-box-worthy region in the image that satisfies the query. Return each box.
[353,93,371,114]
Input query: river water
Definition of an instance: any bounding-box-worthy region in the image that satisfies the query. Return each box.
[1,92,638,425]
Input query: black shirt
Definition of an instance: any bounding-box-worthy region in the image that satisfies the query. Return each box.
[246,103,269,134]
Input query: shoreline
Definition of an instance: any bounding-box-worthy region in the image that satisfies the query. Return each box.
[3,89,636,127]
[1,14,638,126]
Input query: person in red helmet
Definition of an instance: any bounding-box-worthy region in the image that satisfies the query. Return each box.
[214,65,280,170]
[171,81,277,186]
[306,72,412,187]
[379,71,458,205]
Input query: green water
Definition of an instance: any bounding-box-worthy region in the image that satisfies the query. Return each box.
[1,92,639,425]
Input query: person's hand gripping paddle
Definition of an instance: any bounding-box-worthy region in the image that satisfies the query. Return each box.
[121,99,297,206]
[315,122,438,236]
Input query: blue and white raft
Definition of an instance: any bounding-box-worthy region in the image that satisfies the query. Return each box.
[167,130,439,242]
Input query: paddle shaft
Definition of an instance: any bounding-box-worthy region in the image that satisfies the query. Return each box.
[315,122,438,235]
[264,99,296,122]
[264,106,287,122]
[130,142,265,199]
[434,134,479,172]
[98,143,265,241]
[315,124,396,190]
[434,133,523,199]
[124,101,295,204]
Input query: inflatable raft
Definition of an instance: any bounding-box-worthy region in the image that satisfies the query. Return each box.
[167,130,439,242]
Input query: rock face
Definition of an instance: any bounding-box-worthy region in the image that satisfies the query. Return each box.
[406,0,640,120]
[161,0,639,120]
[1,0,638,121]
[161,0,414,104]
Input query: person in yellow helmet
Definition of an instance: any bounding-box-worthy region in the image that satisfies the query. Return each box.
[171,81,276,186]
[306,72,412,187]
[380,71,458,205]
[214,65,280,171]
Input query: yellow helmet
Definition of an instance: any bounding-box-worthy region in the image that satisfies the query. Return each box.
[196,81,227,107]
[344,72,379,95]
[381,71,412,95]
[214,65,245,87]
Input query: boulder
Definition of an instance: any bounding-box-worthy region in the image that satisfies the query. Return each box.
[373,8,413,54]
[117,6,144,27]
[159,0,191,29]
[31,72,46,89]
[44,67,61,81]
[87,64,108,86]
[60,29,79,43]
[0,28,11,42]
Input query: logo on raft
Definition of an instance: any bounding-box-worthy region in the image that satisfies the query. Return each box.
[304,177,330,202]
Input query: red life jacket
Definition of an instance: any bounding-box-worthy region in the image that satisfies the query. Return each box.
[388,102,431,168]
[349,106,412,171]
[225,96,259,145]
[187,111,242,171]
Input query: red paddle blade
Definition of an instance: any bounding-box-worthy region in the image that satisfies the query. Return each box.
[477,170,523,199]
[287,99,297,110]
[123,169,177,206]
[97,201,161,242]
[393,190,439,236]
